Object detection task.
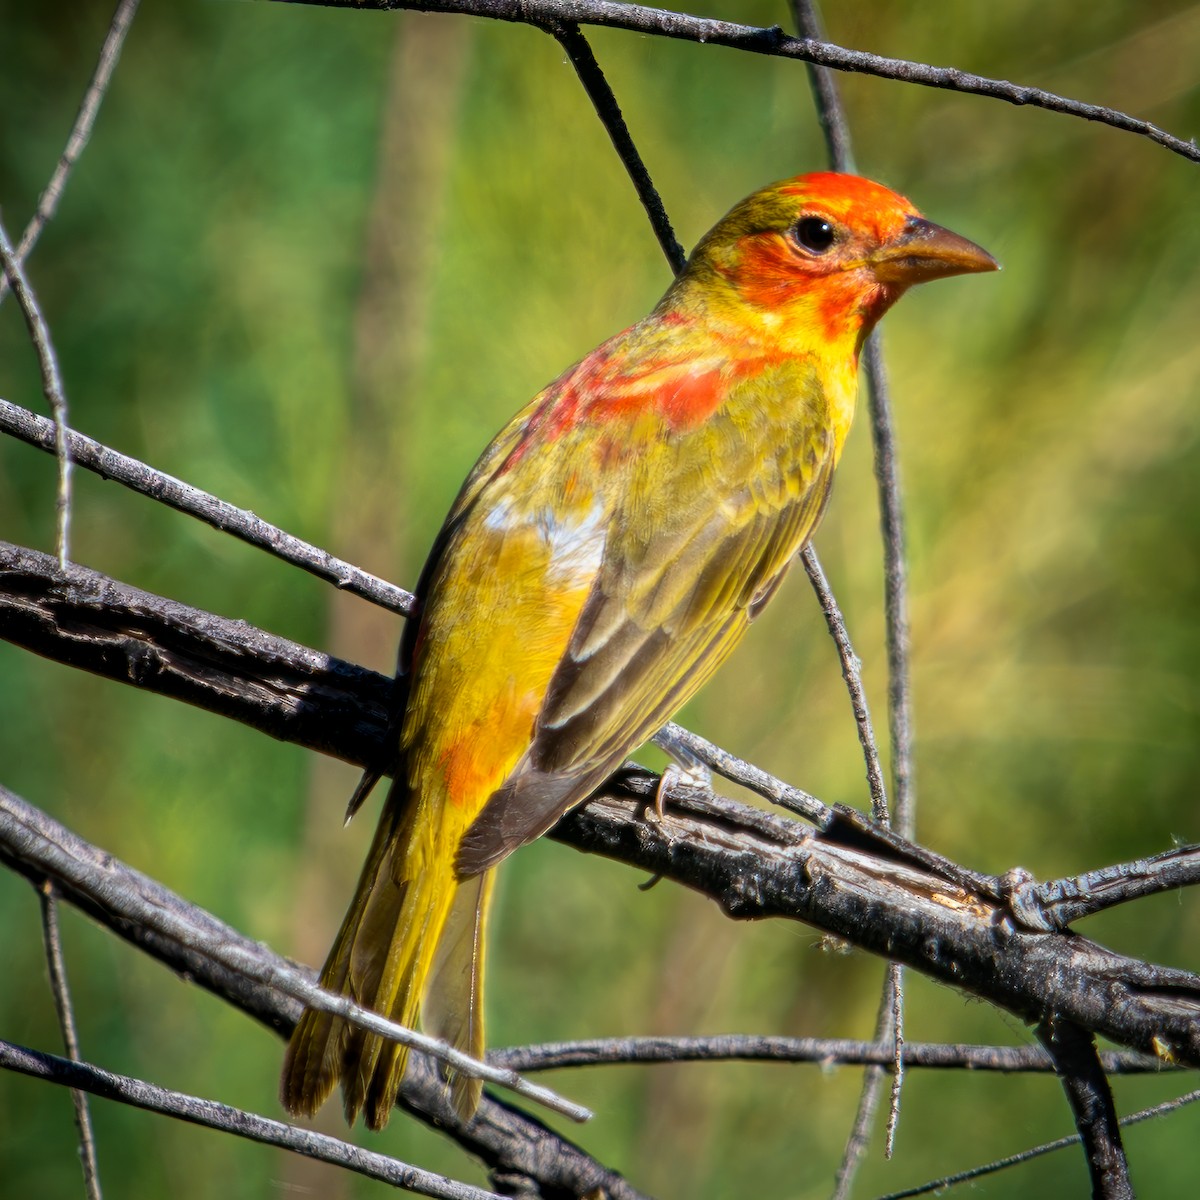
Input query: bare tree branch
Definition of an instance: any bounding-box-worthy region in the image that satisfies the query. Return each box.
[860,340,916,838]
[0,1039,502,1200]
[876,1089,1200,1200]
[1035,1019,1132,1200]
[269,0,1200,164]
[0,226,73,566]
[493,1035,1163,1076]
[2,556,1198,1075]
[37,884,103,1200]
[793,0,856,174]
[0,536,395,769]
[0,396,414,616]
[0,783,588,1123]
[1035,849,1200,926]
[541,19,685,274]
[0,785,652,1200]
[0,0,141,306]
[801,545,888,819]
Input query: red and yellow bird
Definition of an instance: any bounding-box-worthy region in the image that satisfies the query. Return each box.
[281,172,996,1128]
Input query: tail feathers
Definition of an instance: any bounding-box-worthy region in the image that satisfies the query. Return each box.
[280,809,393,1121]
[280,792,494,1129]
[424,870,496,1118]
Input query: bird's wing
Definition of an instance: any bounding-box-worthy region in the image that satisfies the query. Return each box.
[457,375,837,874]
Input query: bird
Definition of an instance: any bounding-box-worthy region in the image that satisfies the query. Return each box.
[280,171,997,1129]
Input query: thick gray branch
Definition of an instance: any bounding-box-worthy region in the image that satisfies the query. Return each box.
[0,539,395,770]
[2,541,1198,1076]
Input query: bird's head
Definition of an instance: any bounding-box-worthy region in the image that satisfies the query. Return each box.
[672,172,997,357]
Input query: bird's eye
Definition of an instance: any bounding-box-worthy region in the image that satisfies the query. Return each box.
[792,216,837,254]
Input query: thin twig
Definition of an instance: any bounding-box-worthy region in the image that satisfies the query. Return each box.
[793,0,856,174]
[653,720,831,825]
[274,1,1200,165]
[0,0,141,305]
[37,884,103,1200]
[801,546,888,820]
[875,1089,1200,1200]
[862,342,915,837]
[0,1038,500,1200]
[832,968,897,1200]
[541,19,686,274]
[493,1035,1162,1075]
[0,396,414,615]
[0,226,73,567]
[883,961,906,1157]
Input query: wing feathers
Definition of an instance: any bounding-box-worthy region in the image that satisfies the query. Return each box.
[457,361,841,871]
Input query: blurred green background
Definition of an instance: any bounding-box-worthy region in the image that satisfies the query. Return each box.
[1,1,1197,1196]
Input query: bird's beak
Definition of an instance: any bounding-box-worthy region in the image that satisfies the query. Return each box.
[870,216,999,285]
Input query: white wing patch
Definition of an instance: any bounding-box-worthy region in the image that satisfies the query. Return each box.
[481,496,607,587]
[537,499,607,586]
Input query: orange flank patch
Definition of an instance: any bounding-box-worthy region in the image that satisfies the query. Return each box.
[435,685,539,811]
[421,516,598,811]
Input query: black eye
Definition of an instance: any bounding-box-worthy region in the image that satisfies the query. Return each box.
[793,216,837,254]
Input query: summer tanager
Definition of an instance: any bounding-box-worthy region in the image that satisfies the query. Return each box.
[281,172,996,1128]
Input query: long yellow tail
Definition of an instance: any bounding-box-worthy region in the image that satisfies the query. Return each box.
[280,784,494,1129]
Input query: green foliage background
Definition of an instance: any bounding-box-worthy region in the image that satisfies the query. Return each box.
[1,1,1197,1196]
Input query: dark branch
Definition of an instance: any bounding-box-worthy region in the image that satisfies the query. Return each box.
[876,1090,1200,1200]
[0,786,648,1199]
[1036,848,1200,927]
[861,340,916,834]
[0,1039,501,1200]
[792,0,856,174]
[542,20,686,274]
[566,780,1200,1068]
[0,229,73,565]
[4,549,1198,1071]
[0,396,415,616]
[269,0,1200,165]
[0,538,395,770]
[1035,1020,1132,1200]
[37,885,103,1200]
[801,545,888,821]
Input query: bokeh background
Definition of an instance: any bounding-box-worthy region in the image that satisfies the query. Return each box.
[1,1,1198,1195]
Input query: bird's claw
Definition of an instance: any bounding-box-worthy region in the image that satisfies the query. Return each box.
[653,757,714,820]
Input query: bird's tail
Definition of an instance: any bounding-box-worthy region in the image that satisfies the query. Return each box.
[280,782,495,1128]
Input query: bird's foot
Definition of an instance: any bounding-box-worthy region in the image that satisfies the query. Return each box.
[651,727,714,820]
